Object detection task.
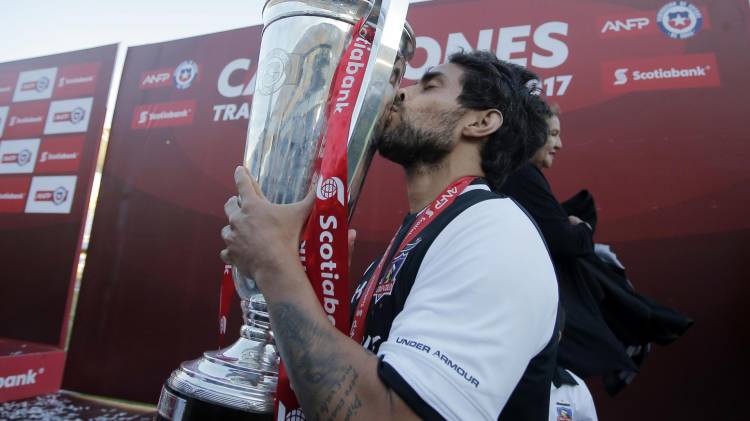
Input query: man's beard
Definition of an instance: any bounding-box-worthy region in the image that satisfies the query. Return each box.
[377,109,462,170]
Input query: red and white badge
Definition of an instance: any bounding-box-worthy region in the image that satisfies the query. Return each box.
[0,138,40,174]
[13,67,58,103]
[44,97,94,135]
[25,175,77,214]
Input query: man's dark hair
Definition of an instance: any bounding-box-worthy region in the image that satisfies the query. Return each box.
[449,51,550,190]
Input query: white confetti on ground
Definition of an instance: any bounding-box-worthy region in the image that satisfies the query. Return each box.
[0,393,153,421]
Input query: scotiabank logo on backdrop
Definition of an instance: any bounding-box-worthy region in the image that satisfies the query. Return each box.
[4,102,48,138]
[0,138,40,174]
[13,67,58,102]
[140,59,200,90]
[0,176,31,213]
[44,97,93,135]
[603,53,720,94]
[131,100,196,129]
[55,62,100,98]
[25,175,77,214]
[36,136,83,174]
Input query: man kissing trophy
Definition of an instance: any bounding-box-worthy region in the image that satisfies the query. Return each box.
[156,1,415,420]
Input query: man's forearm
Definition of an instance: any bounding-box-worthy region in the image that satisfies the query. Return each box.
[259,263,414,421]
[271,299,367,420]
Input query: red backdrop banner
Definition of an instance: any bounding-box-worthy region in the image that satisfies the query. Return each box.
[0,45,117,347]
[66,0,748,419]
[63,27,264,401]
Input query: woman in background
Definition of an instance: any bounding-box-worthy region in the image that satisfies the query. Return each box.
[501,104,692,396]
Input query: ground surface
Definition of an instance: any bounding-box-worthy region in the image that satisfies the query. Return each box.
[0,390,155,421]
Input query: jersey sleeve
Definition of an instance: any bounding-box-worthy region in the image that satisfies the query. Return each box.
[376,198,559,420]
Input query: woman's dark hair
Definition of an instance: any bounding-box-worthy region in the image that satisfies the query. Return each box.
[448,50,551,189]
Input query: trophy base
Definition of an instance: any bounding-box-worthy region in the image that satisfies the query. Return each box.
[156,383,273,421]
[157,333,277,420]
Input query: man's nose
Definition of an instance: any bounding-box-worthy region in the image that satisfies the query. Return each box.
[557,138,563,149]
[394,87,407,104]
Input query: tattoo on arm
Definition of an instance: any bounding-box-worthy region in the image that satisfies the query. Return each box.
[271,302,366,421]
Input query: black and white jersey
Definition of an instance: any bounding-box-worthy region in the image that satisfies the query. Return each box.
[351,182,559,420]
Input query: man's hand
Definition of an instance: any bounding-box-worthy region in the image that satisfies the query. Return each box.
[568,215,592,231]
[220,166,313,286]
[220,168,419,421]
[567,215,584,225]
[348,228,357,270]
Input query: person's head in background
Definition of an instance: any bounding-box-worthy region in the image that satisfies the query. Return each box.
[530,103,561,170]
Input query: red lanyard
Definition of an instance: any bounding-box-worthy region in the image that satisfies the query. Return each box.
[349,176,477,343]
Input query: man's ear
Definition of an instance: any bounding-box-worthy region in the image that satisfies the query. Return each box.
[462,109,503,140]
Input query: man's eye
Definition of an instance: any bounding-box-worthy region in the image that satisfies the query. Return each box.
[423,84,436,90]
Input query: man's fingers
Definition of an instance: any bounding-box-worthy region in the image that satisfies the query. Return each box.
[348,229,357,252]
[224,196,240,218]
[235,166,256,206]
[221,225,232,241]
[288,188,315,232]
[247,169,268,200]
[348,229,357,269]
[299,187,315,215]
[220,249,232,265]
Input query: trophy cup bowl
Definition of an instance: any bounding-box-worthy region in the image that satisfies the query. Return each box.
[156,1,415,419]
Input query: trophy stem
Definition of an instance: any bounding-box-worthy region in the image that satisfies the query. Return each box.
[241,295,273,339]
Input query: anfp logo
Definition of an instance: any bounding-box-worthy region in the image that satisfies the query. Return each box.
[316,176,345,206]
[35,186,69,205]
[601,17,650,33]
[22,77,50,93]
[1,149,32,166]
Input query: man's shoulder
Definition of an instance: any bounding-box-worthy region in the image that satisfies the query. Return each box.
[425,194,558,304]
[425,195,556,284]
[447,194,542,240]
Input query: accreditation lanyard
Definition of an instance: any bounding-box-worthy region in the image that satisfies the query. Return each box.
[349,176,477,343]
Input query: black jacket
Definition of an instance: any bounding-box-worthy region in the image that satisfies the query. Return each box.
[501,164,692,395]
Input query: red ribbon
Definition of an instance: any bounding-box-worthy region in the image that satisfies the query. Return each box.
[274,19,376,420]
[218,264,235,349]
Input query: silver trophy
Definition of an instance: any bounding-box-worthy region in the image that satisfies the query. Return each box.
[157,1,415,419]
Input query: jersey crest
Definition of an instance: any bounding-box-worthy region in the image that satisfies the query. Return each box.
[374,238,422,304]
[556,404,573,421]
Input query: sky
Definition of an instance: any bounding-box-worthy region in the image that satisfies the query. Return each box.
[0,0,431,124]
